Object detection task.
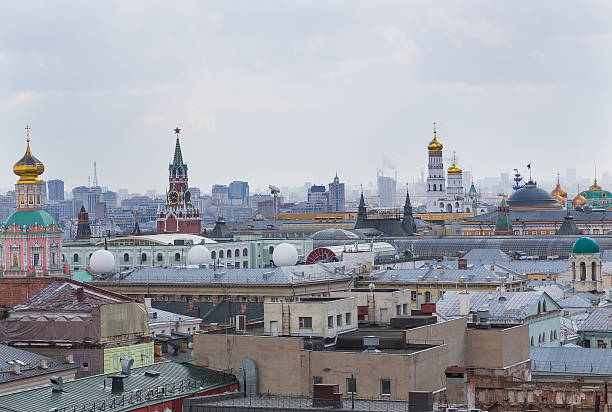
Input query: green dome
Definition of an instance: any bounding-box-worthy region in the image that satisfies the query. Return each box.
[572,237,600,254]
[3,209,59,230]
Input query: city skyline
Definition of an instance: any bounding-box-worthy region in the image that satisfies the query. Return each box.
[1,1,611,192]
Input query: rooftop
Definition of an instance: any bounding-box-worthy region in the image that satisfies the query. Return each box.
[366,264,523,285]
[0,361,236,412]
[578,307,612,332]
[531,347,612,376]
[147,307,202,327]
[0,344,76,385]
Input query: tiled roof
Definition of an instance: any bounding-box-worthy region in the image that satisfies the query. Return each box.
[0,361,236,412]
[0,344,76,384]
[436,291,560,320]
[531,347,612,376]
[11,280,130,313]
[92,261,360,286]
[579,307,612,332]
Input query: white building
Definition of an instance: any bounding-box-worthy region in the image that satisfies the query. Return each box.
[144,298,202,336]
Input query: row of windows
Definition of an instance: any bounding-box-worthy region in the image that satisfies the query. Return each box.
[211,248,249,260]
[312,377,391,396]
[584,339,609,348]
[327,313,352,328]
[530,330,558,345]
[72,252,183,263]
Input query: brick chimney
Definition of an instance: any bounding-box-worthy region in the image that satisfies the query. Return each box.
[39,359,48,369]
[76,287,84,302]
[12,363,21,374]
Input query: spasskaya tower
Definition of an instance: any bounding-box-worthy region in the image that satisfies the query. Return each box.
[156,127,202,234]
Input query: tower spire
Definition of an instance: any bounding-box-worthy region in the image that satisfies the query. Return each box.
[172,126,183,166]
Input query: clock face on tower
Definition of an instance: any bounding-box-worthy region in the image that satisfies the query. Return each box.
[184,190,191,204]
[168,190,180,205]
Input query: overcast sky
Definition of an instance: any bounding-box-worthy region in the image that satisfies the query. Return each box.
[0,1,610,194]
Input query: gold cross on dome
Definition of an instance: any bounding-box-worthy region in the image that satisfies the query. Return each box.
[433,121,437,133]
[25,125,31,141]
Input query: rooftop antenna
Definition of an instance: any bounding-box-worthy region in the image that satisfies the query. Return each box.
[93,161,99,188]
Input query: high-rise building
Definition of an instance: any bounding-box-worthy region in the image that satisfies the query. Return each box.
[87,186,102,219]
[72,186,89,208]
[307,185,330,212]
[377,173,396,208]
[328,174,345,212]
[228,181,249,206]
[156,128,201,235]
[212,185,229,205]
[101,190,118,208]
[47,179,64,202]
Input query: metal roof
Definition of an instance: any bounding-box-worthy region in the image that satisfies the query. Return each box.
[0,361,236,412]
[0,344,76,384]
[531,347,612,376]
[147,307,202,327]
[436,291,560,320]
[579,307,612,332]
[556,294,593,309]
[370,264,522,285]
[92,261,361,286]
[462,248,511,263]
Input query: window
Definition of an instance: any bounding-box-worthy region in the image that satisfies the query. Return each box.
[235,262,240,268]
[243,261,248,268]
[425,291,431,303]
[33,253,39,266]
[243,248,248,256]
[337,314,343,327]
[299,317,312,328]
[227,250,232,258]
[542,300,547,312]
[175,252,181,262]
[141,253,147,262]
[235,249,240,257]
[219,250,224,259]
[411,291,417,301]
[73,253,79,263]
[345,312,351,325]
[554,330,557,340]
[313,376,323,385]
[402,303,408,314]
[396,305,401,316]
[269,246,274,254]
[381,379,391,396]
[598,340,607,348]
[123,253,129,262]
[550,331,554,341]
[81,362,89,371]
[346,377,356,394]
[584,340,591,348]
[211,251,216,260]
[157,253,163,262]
[530,337,534,346]
[537,302,541,314]
[328,316,334,329]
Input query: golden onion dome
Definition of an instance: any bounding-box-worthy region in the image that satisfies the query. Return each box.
[572,192,587,207]
[589,179,602,191]
[427,123,443,151]
[553,194,565,206]
[551,178,567,199]
[447,153,462,175]
[13,138,44,185]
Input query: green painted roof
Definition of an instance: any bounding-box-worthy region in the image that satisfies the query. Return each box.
[72,269,94,282]
[3,209,58,230]
[572,237,600,254]
[0,361,236,412]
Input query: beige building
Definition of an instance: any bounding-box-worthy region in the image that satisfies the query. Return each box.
[264,297,357,338]
[330,289,412,323]
[193,317,530,401]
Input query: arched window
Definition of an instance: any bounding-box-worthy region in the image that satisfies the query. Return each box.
[62,254,66,263]
[455,202,459,209]
[141,253,147,262]
[243,248,248,256]
[88,253,92,261]
[269,246,274,254]
[123,253,129,262]
[446,204,452,213]
[235,249,240,257]
[580,262,587,281]
[174,253,181,262]
[592,261,597,281]
[73,254,79,263]
[537,302,541,314]
[433,185,437,191]
[424,291,431,303]
[440,184,443,191]
[531,337,534,346]
[157,253,163,262]
[439,202,444,209]
[466,207,471,212]
[542,333,546,344]
[219,250,224,259]
[211,251,216,260]
[543,301,547,312]
[550,331,553,341]
[227,250,232,258]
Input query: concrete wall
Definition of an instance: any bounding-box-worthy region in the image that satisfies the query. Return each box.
[330,290,412,321]
[465,325,529,369]
[264,298,357,338]
[404,317,467,367]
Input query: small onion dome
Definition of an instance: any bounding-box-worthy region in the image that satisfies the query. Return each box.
[187,245,211,266]
[427,133,443,151]
[553,194,565,206]
[572,237,600,254]
[572,192,587,207]
[89,250,115,274]
[551,180,567,198]
[447,160,462,175]
[272,243,298,267]
[13,139,44,185]
[589,179,603,191]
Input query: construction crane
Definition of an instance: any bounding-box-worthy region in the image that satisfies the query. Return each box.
[269,185,280,220]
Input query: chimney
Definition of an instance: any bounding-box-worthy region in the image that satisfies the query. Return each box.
[65,354,74,364]
[12,363,21,374]
[76,287,84,302]
[121,358,134,375]
[51,376,64,392]
[39,359,48,369]
[459,291,470,317]
[439,268,445,275]
[490,264,495,271]
[144,297,152,308]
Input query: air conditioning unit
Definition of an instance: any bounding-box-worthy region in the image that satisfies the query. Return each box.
[236,315,247,332]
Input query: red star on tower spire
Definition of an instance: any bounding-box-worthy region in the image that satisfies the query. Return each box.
[174,127,181,135]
